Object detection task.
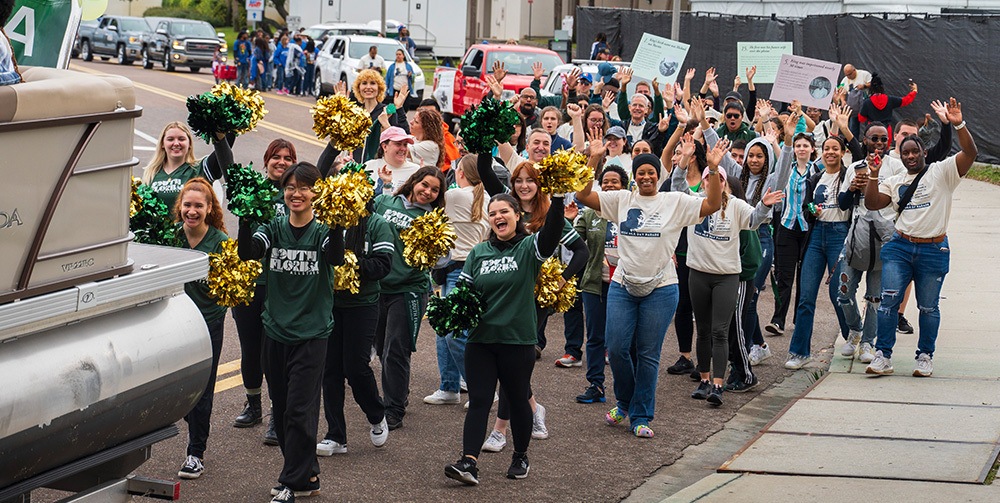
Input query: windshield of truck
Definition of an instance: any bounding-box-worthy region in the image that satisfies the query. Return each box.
[485,51,564,76]
[120,19,150,33]
[169,22,216,38]
[348,41,409,62]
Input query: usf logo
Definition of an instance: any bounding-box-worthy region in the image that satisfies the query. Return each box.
[0,208,23,229]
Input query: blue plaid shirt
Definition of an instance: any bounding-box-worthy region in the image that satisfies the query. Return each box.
[780,160,816,232]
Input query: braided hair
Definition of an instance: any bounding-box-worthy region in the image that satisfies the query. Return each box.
[738,142,770,206]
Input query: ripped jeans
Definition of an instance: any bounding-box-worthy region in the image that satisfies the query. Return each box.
[836,257,880,346]
[874,234,950,359]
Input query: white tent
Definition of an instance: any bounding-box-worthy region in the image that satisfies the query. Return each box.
[688,0,1000,17]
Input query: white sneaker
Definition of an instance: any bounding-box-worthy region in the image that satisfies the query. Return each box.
[784,354,810,370]
[464,391,498,409]
[749,344,771,366]
[481,429,506,452]
[316,439,347,456]
[865,351,894,375]
[841,330,862,358]
[423,389,461,405]
[913,353,933,377]
[858,343,875,363]
[178,455,204,479]
[531,403,549,439]
[370,417,388,447]
[460,377,468,392]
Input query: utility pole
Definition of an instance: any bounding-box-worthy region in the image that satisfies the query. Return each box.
[671,0,680,40]
[381,0,386,36]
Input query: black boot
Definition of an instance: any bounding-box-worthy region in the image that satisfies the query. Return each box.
[263,408,278,446]
[233,393,263,428]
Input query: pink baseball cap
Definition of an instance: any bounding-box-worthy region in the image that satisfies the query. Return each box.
[701,165,728,182]
[380,126,415,144]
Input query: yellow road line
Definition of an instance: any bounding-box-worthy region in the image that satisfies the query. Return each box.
[217,359,241,376]
[215,374,245,394]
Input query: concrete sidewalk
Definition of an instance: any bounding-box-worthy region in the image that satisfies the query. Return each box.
[644,180,1000,501]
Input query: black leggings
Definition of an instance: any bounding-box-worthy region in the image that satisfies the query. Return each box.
[231,284,266,391]
[184,316,224,458]
[674,253,695,353]
[689,270,739,380]
[771,224,808,327]
[463,343,534,456]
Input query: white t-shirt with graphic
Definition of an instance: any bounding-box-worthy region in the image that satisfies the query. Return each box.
[879,155,961,238]
[844,157,903,220]
[813,170,851,222]
[686,197,755,275]
[596,190,704,288]
[365,159,420,194]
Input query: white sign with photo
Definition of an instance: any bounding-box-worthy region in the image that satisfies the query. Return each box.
[736,42,793,84]
[629,32,690,85]
[769,54,842,109]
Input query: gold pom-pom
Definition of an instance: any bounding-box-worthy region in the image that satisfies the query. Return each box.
[399,208,456,269]
[535,149,593,194]
[206,240,263,307]
[130,177,143,218]
[333,250,361,294]
[311,95,373,151]
[311,170,374,228]
[211,82,267,134]
[535,257,578,312]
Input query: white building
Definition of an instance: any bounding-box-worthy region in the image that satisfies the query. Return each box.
[688,0,1000,16]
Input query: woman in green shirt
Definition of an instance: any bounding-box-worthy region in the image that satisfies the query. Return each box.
[444,192,566,486]
[139,121,234,212]
[171,178,230,480]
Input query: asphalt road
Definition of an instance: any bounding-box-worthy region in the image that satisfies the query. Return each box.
[36,58,843,503]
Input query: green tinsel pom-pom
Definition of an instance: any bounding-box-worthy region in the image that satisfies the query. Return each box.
[187,92,253,143]
[130,181,184,247]
[460,99,521,154]
[225,163,278,227]
[427,281,486,338]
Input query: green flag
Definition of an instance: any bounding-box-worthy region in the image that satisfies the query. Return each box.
[5,0,80,68]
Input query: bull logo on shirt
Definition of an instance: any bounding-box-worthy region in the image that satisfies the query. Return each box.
[693,214,731,242]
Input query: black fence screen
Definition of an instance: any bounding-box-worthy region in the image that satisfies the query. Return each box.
[576,7,999,162]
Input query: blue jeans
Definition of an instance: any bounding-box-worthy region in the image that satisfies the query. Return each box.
[435,267,466,392]
[581,283,609,386]
[874,235,950,359]
[237,62,250,88]
[748,225,774,346]
[605,281,678,428]
[562,293,585,359]
[836,257,880,346]
[789,221,850,357]
[264,61,273,90]
[303,64,315,95]
[274,65,285,90]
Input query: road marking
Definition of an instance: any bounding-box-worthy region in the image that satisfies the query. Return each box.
[217,359,242,376]
[135,128,158,144]
[134,146,156,151]
[215,374,245,394]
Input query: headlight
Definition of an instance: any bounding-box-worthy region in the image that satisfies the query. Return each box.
[128,36,138,44]
[220,42,228,51]
[172,40,183,50]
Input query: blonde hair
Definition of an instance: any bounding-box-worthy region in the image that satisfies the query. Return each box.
[458,155,485,222]
[352,69,386,103]
[142,122,197,185]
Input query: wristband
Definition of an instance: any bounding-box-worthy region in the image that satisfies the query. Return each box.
[954,121,966,131]
[708,169,719,176]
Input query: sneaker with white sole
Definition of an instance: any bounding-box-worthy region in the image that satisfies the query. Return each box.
[315,439,347,456]
[423,389,461,405]
[178,455,204,479]
[749,344,772,366]
[841,331,862,358]
[460,377,468,392]
[270,487,294,503]
[858,343,875,363]
[784,354,810,370]
[865,351,894,375]
[765,322,784,336]
[913,353,933,377]
[370,417,388,447]
[531,404,548,439]
[481,429,506,452]
[444,456,479,486]
[555,354,583,367]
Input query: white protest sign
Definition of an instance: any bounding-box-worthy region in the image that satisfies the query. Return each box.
[769,54,842,109]
[737,42,792,84]
[630,32,690,85]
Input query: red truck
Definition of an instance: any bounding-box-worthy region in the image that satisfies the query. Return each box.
[432,44,565,121]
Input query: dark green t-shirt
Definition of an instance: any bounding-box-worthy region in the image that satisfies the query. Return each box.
[372,194,431,294]
[334,213,395,307]
[460,234,547,345]
[253,217,335,344]
[182,225,230,323]
[523,211,581,245]
[149,157,212,213]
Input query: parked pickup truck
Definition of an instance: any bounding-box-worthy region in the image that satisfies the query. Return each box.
[76,15,153,65]
[143,18,226,72]
[431,44,564,120]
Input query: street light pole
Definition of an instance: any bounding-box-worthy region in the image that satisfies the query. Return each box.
[671,0,680,41]
[381,0,387,36]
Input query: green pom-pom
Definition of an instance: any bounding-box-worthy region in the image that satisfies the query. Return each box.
[460,99,521,154]
[130,183,184,247]
[428,281,485,338]
[225,162,278,227]
[339,161,374,184]
[187,92,253,143]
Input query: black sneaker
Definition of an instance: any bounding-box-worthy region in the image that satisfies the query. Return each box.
[575,383,606,403]
[666,355,695,375]
[506,452,530,479]
[270,487,294,503]
[445,456,479,485]
[178,455,204,479]
[691,380,711,400]
[270,477,319,497]
[386,415,403,431]
[765,322,784,336]
[263,412,278,446]
[897,314,914,334]
[707,385,724,406]
[724,376,759,393]
[689,368,701,382]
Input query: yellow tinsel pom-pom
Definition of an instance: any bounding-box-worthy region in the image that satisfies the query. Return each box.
[535,149,593,194]
[333,250,361,294]
[399,208,456,269]
[311,95,373,152]
[211,82,267,134]
[535,257,578,312]
[130,177,143,218]
[311,171,374,228]
[207,240,263,308]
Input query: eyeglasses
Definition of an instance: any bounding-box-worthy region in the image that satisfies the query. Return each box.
[867,135,889,142]
[283,186,313,194]
[725,113,741,119]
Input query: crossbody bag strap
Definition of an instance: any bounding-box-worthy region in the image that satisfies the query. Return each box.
[894,166,929,222]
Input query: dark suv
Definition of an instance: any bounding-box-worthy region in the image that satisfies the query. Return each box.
[144,18,224,72]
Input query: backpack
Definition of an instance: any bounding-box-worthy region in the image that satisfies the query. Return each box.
[843,209,894,272]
